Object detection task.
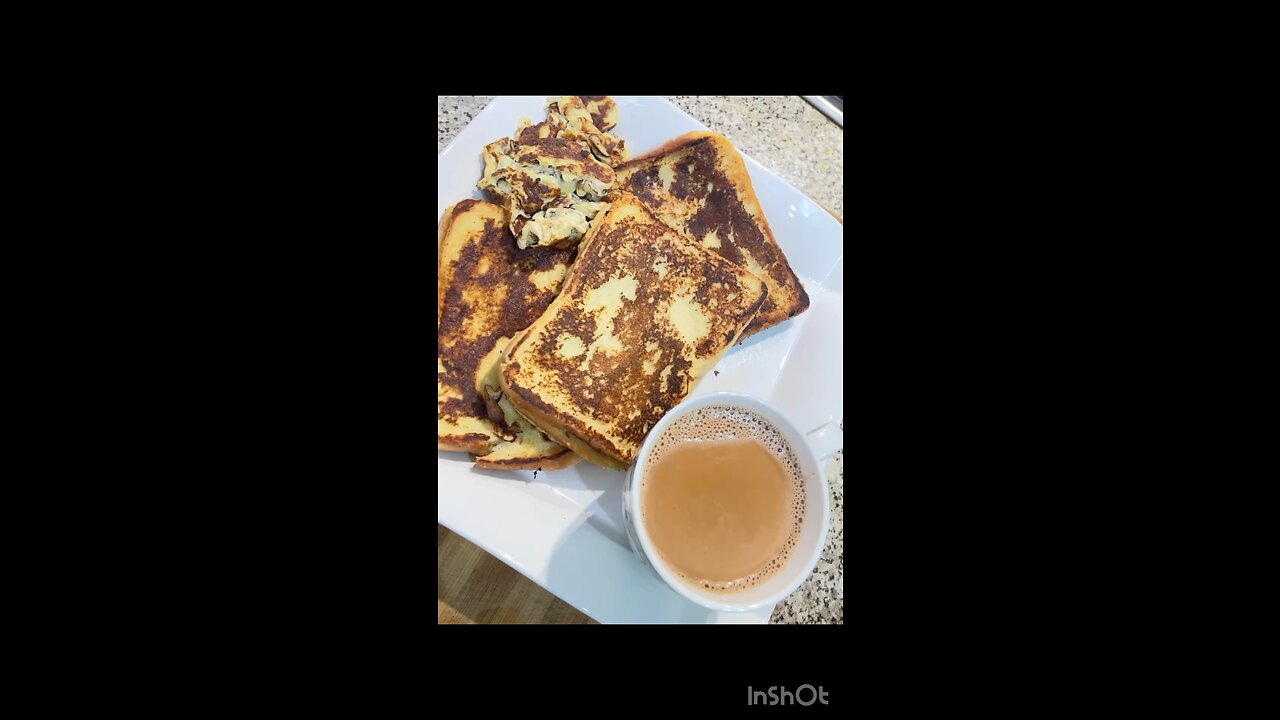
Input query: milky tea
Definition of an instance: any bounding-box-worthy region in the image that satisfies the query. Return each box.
[640,405,806,592]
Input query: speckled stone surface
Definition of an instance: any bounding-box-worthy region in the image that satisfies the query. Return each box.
[437,96,844,624]
[770,448,843,624]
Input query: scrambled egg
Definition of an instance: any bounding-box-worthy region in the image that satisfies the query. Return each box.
[546,96,627,167]
[477,96,628,249]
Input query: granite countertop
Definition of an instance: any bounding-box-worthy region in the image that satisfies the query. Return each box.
[437,96,843,624]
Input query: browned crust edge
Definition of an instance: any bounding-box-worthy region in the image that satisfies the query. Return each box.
[438,434,491,455]
[437,202,460,324]
[498,377,626,471]
[437,199,491,322]
[472,446,580,471]
[702,134,810,333]
[613,131,716,173]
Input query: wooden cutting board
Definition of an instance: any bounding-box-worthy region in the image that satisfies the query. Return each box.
[438,524,596,624]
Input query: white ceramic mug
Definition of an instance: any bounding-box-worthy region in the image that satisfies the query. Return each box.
[622,392,831,612]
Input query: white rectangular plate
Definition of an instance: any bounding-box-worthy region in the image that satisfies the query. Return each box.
[438,96,843,623]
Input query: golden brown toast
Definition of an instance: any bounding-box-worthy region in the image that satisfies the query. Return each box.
[499,192,768,469]
[613,131,809,335]
[437,199,579,470]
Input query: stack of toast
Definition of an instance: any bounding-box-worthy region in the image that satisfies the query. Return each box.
[439,98,810,471]
[437,199,578,470]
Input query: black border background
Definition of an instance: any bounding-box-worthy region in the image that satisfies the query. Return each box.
[89,27,1156,704]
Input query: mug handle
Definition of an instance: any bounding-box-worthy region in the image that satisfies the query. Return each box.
[805,419,843,461]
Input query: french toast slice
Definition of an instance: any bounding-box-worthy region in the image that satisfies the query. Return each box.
[437,199,579,470]
[613,131,809,336]
[499,192,768,469]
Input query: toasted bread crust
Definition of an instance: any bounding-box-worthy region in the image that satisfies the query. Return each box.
[614,131,809,335]
[499,371,628,471]
[438,200,471,323]
[500,193,767,468]
[471,442,580,470]
[438,433,492,455]
[617,131,709,166]
[437,200,578,466]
